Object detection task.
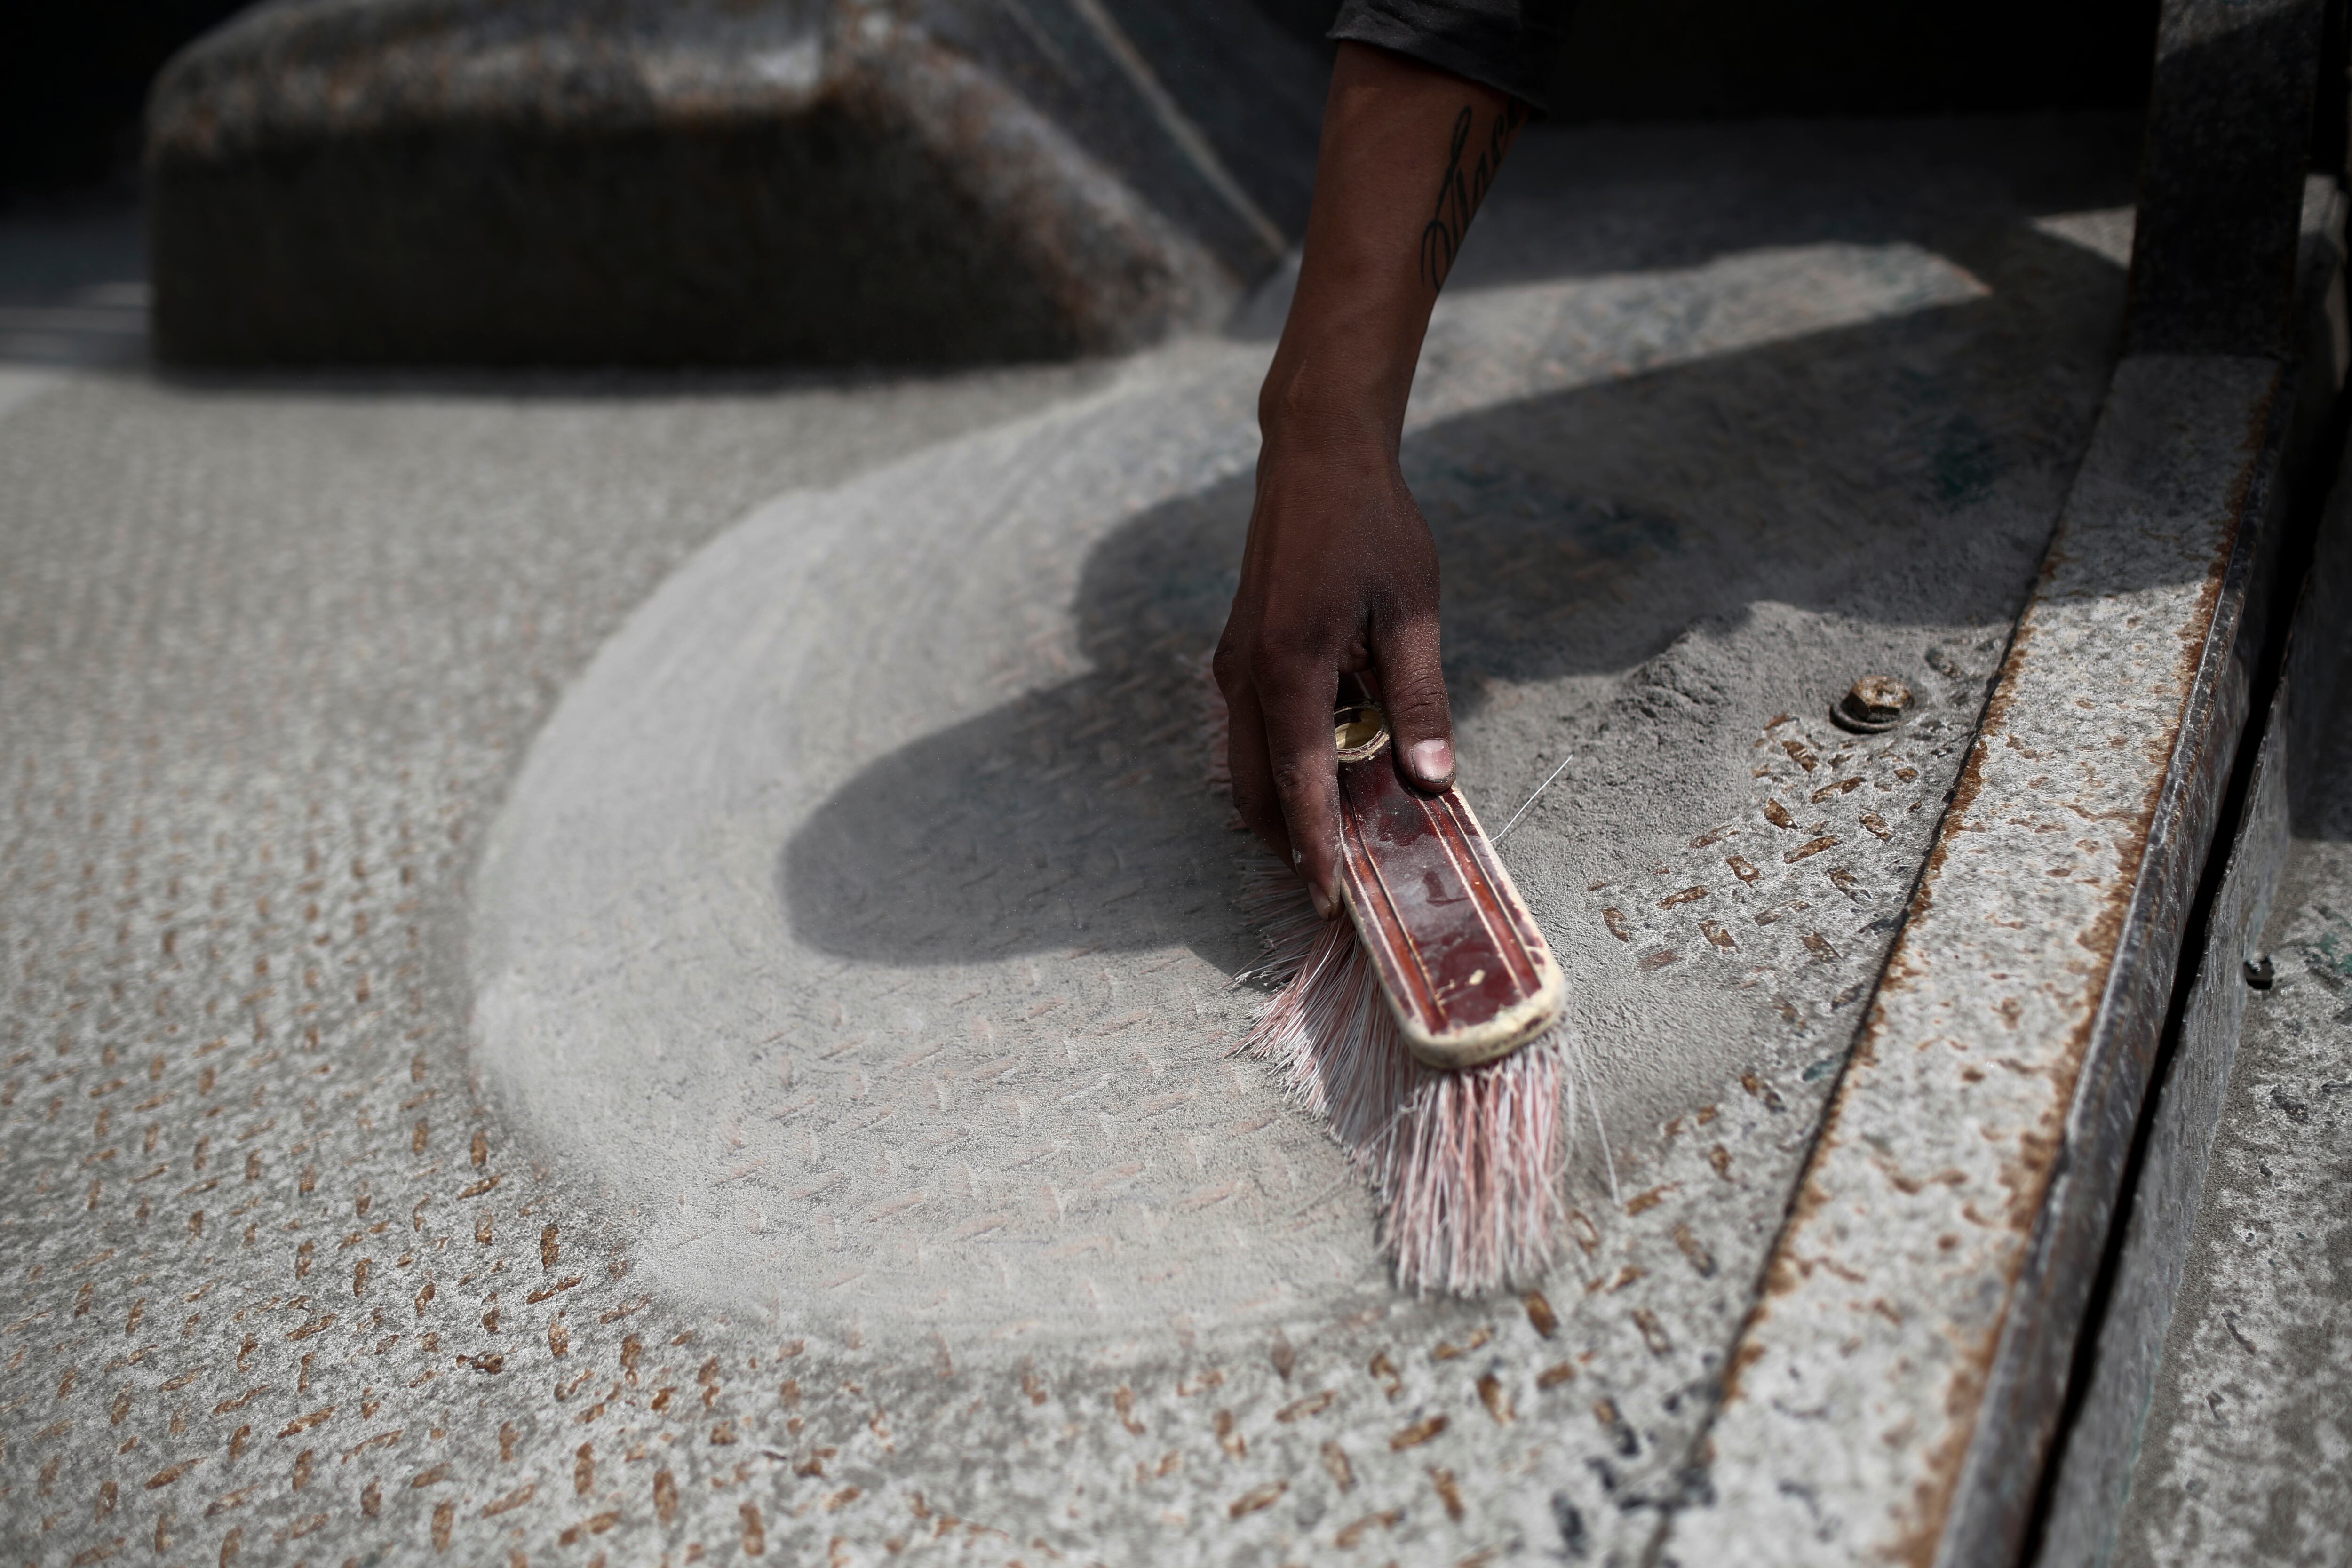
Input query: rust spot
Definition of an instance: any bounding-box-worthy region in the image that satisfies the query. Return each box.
[276,1405,334,1438]
[1389,1415,1447,1449]
[1726,854,1761,883]
[1320,1440,1354,1492]
[1785,835,1840,864]
[480,1483,534,1519]
[1429,1465,1466,1520]
[1591,1398,1638,1456]
[1672,1223,1717,1277]
[1602,907,1631,942]
[1429,1327,1489,1360]
[1699,918,1738,951]
[1276,1389,1334,1423]
[1522,1290,1557,1338]
[1478,1373,1514,1425]
[1227,1481,1286,1519]
[1720,1337,1767,1404]
[1624,1185,1676,1217]
[1883,1306,2003,1568]
[1537,1361,1576,1388]
[1334,1509,1402,1548]
[1763,800,1796,829]
[1638,949,1681,972]
[1659,886,1708,908]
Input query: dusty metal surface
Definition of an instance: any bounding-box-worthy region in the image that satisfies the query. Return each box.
[0,120,2147,1568]
[462,153,2107,1562]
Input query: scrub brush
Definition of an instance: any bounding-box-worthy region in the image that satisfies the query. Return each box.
[1223,693,1574,1295]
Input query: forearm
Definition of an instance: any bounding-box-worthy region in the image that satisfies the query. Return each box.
[1217,43,1526,910]
[1260,42,1525,455]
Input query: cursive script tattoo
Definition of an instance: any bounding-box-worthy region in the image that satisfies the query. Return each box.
[1419,100,1527,290]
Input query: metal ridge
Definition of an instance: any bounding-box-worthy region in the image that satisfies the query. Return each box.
[1655,350,2296,1568]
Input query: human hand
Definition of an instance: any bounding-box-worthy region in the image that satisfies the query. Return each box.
[1209,41,1520,916]
[1213,428,1453,919]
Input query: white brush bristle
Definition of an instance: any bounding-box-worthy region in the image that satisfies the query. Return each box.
[1235,864,1570,1296]
[1199,658,1572,1295]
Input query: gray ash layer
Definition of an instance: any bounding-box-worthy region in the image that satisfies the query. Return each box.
[4,119,2137,1567]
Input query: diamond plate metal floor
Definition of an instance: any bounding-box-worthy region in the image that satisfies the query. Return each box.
[1,117,2143,1568]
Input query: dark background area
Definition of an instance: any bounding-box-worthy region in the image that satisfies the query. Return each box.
[1261,0,2163,120]
[3,0,2162,209]
[2,0,253,205]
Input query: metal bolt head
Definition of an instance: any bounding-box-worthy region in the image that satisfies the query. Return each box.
[1831,675,1912,733]
[2244,955,2275,990]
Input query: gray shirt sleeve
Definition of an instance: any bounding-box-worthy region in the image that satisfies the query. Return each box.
[1327,0,1572,113]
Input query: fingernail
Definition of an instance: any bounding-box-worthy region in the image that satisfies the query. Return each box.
[1408,739,1454,785]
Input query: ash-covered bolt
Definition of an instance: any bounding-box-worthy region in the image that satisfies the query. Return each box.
[1832,675,1912,733]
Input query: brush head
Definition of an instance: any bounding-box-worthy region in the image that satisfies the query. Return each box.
[1239,866,1571,1295]
[1212,669,1581,1294]
[1329,705,1567,1069]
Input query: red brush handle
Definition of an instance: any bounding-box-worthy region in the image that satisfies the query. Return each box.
[1331,708,1565,1069]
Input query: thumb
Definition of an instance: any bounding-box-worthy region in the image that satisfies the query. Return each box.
[1373,614,1454,792]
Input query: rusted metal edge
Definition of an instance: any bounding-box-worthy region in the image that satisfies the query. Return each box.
[1960,181,2351,1568]
[2031,403,2352,1568]
[1932,372,2284,1568]
[1649,351,2296,1568]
